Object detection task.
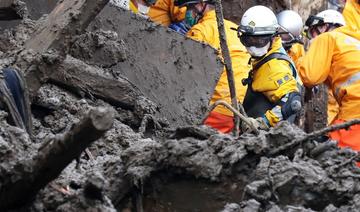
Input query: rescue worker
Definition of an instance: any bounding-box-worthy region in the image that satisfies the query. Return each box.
[112,0,152,17]
[174,0,251,133]
[237,6,302,132]
[303,10,345,124]
[297,7,360,154]
[0,67,32,134]
[276,10,305,63]
[113,0,187,33]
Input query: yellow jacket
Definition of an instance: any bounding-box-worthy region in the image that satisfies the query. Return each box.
[287,43,305,64]
[148,0,186,26]
[343,0,360,30]
[328,90,339,124]
[251,37,300,126]
[186,10,251,116]
[298,26,360,121]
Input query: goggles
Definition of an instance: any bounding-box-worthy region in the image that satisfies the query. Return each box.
[306,23,335,39]
[278,26,296,43]
[305,15,324,28]
[238,33,273,48]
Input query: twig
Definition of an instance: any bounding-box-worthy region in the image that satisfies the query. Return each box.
[269,119,360,156]
[85,148,95,161]
[214,0,241,136]
[139,114,162,134]
[50,183,71,195]
[0,107,114,210]
[328,155,358,171]
[202,100,259,135]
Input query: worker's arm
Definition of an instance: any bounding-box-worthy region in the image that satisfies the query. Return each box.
[148,0,186,26]
[297,33,335,88]
[253,61,301,127]
[186,24,209,44]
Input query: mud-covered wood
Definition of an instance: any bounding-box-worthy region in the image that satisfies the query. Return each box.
[270,118,360,156]
[24,0,109,53]
[214,0,240,136]
[303,85,328,133]
[0,0,21,20]
[48,55,141,109]
[89,6,223,127]
[0,107,114,210]
[23,0,109,98]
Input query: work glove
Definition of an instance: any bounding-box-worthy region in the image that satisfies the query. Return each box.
[240,117,269,134]
[168,21,190,35]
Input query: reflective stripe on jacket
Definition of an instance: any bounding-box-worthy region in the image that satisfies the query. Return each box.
[297,26,360,121]
[187,10,251,116]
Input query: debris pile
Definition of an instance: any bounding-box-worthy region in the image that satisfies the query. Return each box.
[1,0,359,212]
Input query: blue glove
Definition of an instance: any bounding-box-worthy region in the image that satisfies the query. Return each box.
[169,21,190,35]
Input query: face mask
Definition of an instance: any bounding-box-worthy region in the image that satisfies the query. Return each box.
[138,3,150,16]
[246,42,270,58]
[185,10,198,27]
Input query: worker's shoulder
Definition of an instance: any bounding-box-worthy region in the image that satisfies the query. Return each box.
[260,56,292,73]
[224,19,239,31]
[315,29,342,42]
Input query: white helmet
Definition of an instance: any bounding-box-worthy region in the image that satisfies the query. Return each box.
[305,9,345,27]
[239,6,279,35]
[276,10,303,43]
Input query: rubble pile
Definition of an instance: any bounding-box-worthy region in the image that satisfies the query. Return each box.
[0,0,359,212]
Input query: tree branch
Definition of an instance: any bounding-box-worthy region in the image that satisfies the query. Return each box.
[0,107,114,210]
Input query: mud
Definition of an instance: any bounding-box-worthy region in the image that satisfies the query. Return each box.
[0,0,359,212]
[84,5,223,127]
[0,0,57,30]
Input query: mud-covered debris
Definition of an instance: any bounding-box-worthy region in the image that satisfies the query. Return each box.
[84,171,106,201]
[0,0,28,20]
[221,203,241,212]
[88,4,223,127]
[70,30,127,68]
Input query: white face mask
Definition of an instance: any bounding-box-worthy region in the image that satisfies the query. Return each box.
[246,42,270,58]
[138,3,150,16]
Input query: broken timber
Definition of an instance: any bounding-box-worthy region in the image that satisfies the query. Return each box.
[24,0,109,53]
[214,0,240,136]
[0,107,114,210]
[23,0,109,97]
[48,55,142,109]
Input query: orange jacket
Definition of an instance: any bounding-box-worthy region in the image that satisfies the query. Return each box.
[343,0,360,30]
[148,0,186,26]
[287,43,305,64]
[297,26,360,121]
[187,10,251,116]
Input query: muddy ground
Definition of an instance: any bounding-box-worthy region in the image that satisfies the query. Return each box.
[1,0,360,212]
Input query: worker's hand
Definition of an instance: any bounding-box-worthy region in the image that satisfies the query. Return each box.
[240,117,269,134]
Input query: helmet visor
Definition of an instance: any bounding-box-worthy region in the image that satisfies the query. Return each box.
[278,26,296,43]
[239,34,272,48]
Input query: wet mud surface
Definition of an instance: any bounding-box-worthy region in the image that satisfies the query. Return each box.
[0,1,359,212]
